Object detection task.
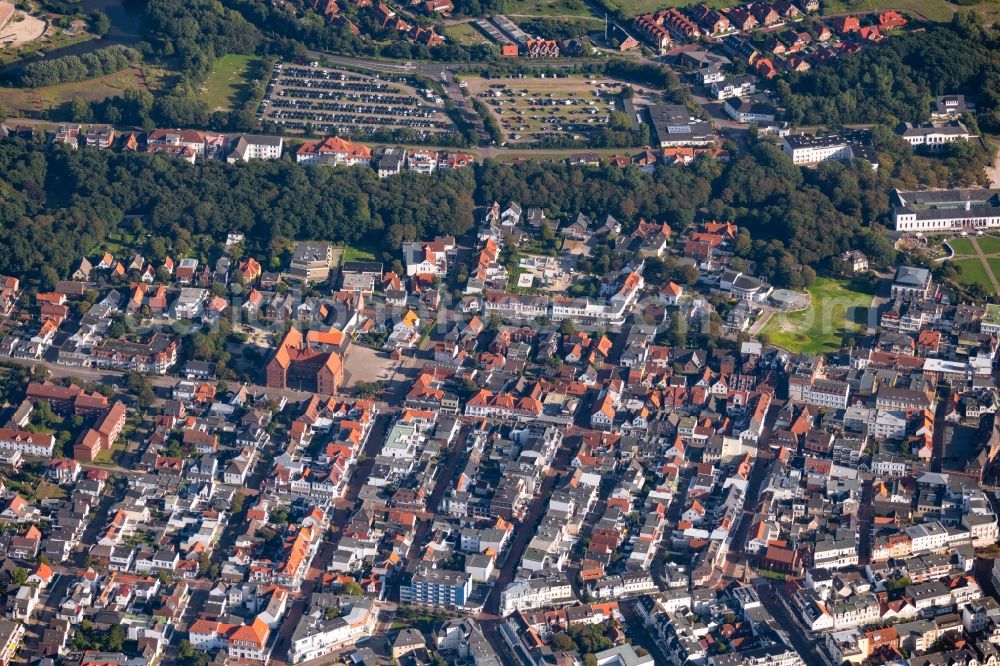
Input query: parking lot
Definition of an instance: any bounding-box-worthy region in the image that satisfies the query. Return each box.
[258,63,455,139]
[464,74,646,145]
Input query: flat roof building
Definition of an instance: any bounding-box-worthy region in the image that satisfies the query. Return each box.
[647,104,715,147]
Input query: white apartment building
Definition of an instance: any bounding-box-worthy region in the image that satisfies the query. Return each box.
[0,428,55,457]
[591,573,658,600]
[499,573,574,614]
[892,188,1000,232]
[899,121,972,151]
[226,135,283,162]
[806,379,851,410]
[782,133,854,165]
[813,539,859,570]
[711,75,756,100]
[870,410,907,441]
[905,521,949,555]
[288,601,378,664]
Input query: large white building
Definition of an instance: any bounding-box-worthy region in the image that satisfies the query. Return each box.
[499,572,574,614]
[287,600,378,664]
[0,428,55,457]
[905,521,949,555]
[899,120,972,151]
[226,134,283,162]
[711,75,756,100]
[781,131,877,169]
[892,188,1000,232]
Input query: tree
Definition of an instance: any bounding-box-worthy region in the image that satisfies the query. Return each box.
[199,552,212,576]
[107,625,126,651]
[70,98,94,123]
[231,492,246,515]
[89,11,111,36]
[11,568,27,586]
[125,372,156,408]
[668,311,688,347]
[569,624,613,653]
[342,581,363,596]
[559,319,577,336]
[552,632,577,652]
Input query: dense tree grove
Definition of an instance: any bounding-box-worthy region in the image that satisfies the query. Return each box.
[0,128,989,289]
[776,13,1000,133]
[141,0,262,79]
[518,18,599,41]
[16,46,141,88]
[0,139,475,287]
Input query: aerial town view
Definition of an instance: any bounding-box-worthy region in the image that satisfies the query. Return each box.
[0,0,999,662]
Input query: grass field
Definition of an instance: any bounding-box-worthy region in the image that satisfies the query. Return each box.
[444,22,492,45]
[946,237,975,256]
[987,259,1000,288]
[820,0,1000,22]
[342,245,377,263]
[978,236,1000,255]
[2,65,166,118]
[201,54,264,112]
[504,0,597,17]
[946,236,1000,295]
[613,0,739,14]
[762,277,873,354]
[953,258,995,293]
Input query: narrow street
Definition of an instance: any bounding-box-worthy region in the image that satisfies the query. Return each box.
[621,599,673,666]
[856,477,873,565]
[756,581,832,666]
[723,449,774,578]
[390,424,471,602]
[483,435,578,615]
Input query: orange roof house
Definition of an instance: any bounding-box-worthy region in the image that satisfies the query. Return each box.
[878,10,907,28]
[267,327,344,395]
[831,15,860,34]
[239,258,262,281]
[296,136,372,165]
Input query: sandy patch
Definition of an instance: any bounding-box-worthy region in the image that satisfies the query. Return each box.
[0,12,46,46]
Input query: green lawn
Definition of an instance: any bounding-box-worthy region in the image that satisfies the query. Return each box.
[762,277,873,354]
[978,236,1000,255]
[952,258,996,294]
[504,0,597,17]
[445,22,492,45]
[947,237,975,256]
[819,0,1000,23]
[342,245,377,263]
[201,54,264,112]
[615,0,739,13]
[34,481,67,500]
[987,259,1000,289]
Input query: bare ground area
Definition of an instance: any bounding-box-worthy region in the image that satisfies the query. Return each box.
[342,344,399,386]
[0,12,46,46]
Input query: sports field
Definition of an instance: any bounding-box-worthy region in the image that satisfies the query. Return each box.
[762,277,873,354]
